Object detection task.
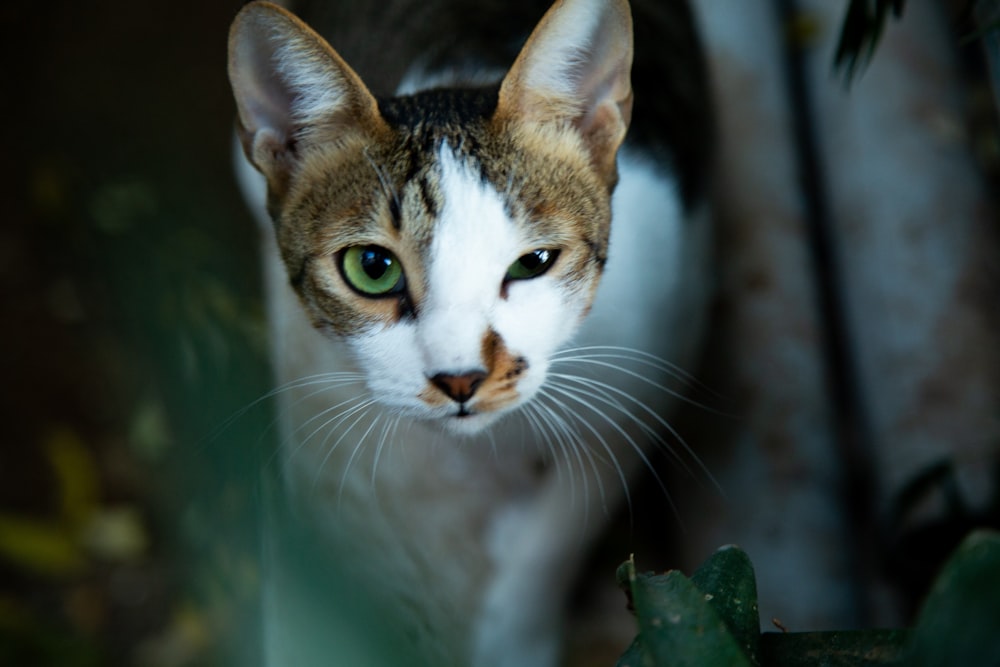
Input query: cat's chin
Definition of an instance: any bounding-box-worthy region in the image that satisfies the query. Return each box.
[435,410,506,437]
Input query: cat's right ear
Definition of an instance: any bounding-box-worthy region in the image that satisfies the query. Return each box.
[498,0,633,187]
[228,1,381,196]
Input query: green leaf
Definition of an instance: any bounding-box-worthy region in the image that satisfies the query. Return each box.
[833,0,906,85]
[614,637,644,667]
[691,545,761,665]
[625,559,751,667]
[904,529,1000,666]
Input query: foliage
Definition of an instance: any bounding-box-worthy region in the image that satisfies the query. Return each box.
[616,546,757,667]
[616,530,1000,666]
[903,530,1000,666]
[833,0,906,84]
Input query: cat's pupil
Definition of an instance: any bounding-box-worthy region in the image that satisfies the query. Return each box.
[521,251,546,270]
[361,248,392,279]
[506,249,559,282]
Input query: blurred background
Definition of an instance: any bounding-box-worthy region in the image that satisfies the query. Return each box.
[2,2,270,665]
[2,1,999,666]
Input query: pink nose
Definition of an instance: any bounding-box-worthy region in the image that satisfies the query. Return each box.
[430,371,487,404]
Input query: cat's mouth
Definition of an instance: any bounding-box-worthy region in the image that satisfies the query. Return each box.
[450,404,485,426]
[437,403,506,435]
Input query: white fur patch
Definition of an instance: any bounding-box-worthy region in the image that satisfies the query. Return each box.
[428,148,585,397]
[420,147,521,373]
[348,145,588,428]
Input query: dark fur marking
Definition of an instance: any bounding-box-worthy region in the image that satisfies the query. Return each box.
[374,88,504,226]
[585,240,608,269]
[289,256,311,290]
[417,176,438,218]
[388,197,402,230]
[397,294,417,321]
[377,87,499,129]
[503,357,528,381]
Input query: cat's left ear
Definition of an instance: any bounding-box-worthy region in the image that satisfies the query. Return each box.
[228,1,383,199]
[498,0,634,185]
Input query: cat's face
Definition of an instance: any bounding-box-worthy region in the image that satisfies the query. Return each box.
[229,0,633,433]
[281,112,612,432]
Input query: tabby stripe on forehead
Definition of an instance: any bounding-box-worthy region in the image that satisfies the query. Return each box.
[364,147,403,231]
[388,197,402,230]
[417,175,439,218]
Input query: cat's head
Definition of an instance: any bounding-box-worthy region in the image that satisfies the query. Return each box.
[228,0,633,434]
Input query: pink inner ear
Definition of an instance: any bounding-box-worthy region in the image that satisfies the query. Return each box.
[230,11,299,141]
[229,2,386,193]
[497,0,633,178]
[229,4,378,148]
[569,11,634,126]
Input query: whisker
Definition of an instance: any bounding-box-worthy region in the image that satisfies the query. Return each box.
[550,372,722,497]
[263,379,369,471]
[520,400,571,501]
[336,409,383,506]
[369,413,404,512]
[552,346,729,416]
[297,397,377,491]
[202,371,366,449]
[531,390,602,525]
[279,393,372,472]
[538,382,632,519]
[546,378,687,528]
[484,421,499,461]
[370,412,401,491]
[554,345,701,385]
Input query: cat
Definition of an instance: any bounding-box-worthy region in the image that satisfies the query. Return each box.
[228,0,713,664]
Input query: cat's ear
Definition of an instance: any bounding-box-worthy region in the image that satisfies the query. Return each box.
[498,0,634,185]
[228,1,381,195]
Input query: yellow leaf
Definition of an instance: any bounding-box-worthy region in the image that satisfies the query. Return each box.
[175,602,212,652]
[81,506,148,561]
[45,428,100,527]
[0,513,85,576]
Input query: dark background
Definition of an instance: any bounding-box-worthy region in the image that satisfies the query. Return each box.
[2,2,270,665]
[2,2,999,666]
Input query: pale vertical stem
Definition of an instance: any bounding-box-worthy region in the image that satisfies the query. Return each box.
[683,0,857,630]
[800,0,1000,625]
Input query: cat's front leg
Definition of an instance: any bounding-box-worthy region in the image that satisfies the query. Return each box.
[472,505,562,667]
[472,476,611,667]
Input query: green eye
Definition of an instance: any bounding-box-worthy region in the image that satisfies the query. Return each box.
[506,249,560,281]
[340,245,405,296]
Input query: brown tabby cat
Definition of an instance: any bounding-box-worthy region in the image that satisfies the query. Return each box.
[228,0,712,663]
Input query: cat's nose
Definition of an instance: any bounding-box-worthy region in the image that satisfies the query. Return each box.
[429,370,487,404]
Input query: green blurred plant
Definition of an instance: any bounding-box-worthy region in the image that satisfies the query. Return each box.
[833,0,906,84]
[616,530,1000,666]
